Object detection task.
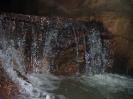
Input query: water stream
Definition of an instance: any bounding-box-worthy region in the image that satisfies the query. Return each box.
[15,73,133,99]
[0,14,132,99]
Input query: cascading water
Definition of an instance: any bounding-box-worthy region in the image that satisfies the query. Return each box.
[0,14,112,74]
[0,13,132,99]
[85,26,107,74]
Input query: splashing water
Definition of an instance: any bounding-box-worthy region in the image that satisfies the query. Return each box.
[15,73,133,99]
[0,14,119,99]
[85,28,105,74]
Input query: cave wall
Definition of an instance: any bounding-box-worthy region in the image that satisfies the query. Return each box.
[0,0,132,76]
[0,13,113,75]
[70,14,133,76]
[0,0,132,16]
[74,13,133,76]
[94,15,133,76]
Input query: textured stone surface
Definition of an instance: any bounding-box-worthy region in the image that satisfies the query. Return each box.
[0,13,113,75]
[0,0,132,16]
[0,12,133,76]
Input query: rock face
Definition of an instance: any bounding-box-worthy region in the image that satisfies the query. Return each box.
[0,13,113,75]
[90,15,133,76]
[0,0,132,16]
[0,12,133,76]
[0,12,132,98]
[0,60,19,99]
[0,1,132,98]
[75,14,133,76]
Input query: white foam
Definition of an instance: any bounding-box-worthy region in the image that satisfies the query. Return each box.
[0,47,49,98]
[78,73,133,95]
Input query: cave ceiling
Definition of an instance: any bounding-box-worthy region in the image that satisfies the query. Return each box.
[0,0,132,16]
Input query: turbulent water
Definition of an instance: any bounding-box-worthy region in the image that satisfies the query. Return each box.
[1,40,132,99]
[0,14,131,99]
[1,39,132,99]
[14,73,133,99]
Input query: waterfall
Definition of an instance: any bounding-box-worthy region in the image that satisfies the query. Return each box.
[72,26,79,73]
[85,22,112,75]
[0,14,113,74]
[0,13,113,98]
[85,28,104,74]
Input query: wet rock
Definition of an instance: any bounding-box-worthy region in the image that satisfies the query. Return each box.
[0,13,113,75]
